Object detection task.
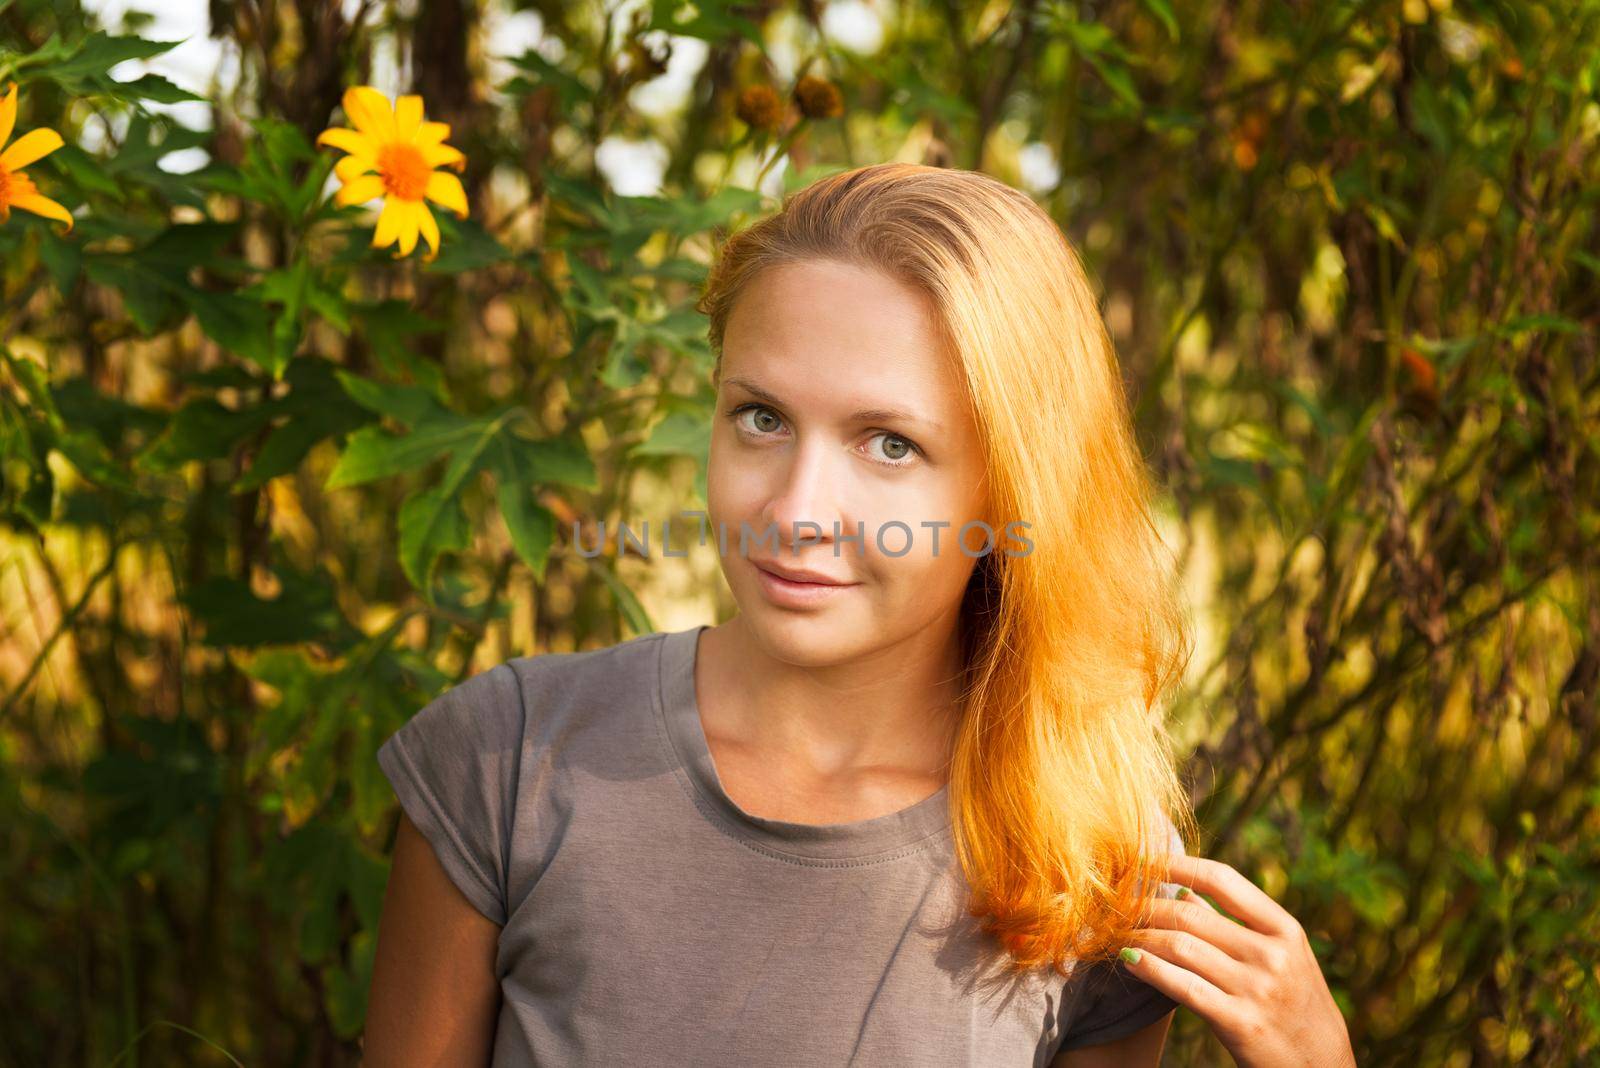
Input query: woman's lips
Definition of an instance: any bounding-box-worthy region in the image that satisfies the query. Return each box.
[752,561,859,608]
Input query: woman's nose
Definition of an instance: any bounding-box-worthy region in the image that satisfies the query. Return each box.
[761,440,844,552]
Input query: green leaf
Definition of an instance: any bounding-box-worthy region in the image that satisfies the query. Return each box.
[422,215,510,274]
[1361,201,1408,251]
[519,431,599,490]
[631,406,711,461]
[38,229,83,294]
[1140,0,1179,41]
[646,0,767,52]
[185,288,282,375]
[30,31,182,85]
[352,300,446,395]
[499,49,595,109]
[324,422,460,489]
[235,358,370,492]
[1052,13,1143,111]
[397,482,472,601]
[84,258,183,334]
[199,117,324,224]
[348,843,390,938]
[112,72,205,104]
[888,77,978,124]
[323,929,378,1037]
[100,114,210,193]
[391,409,518,597]
[333,370,446,427]
[590,556,655,637]
[1,351,139,498]
[245,260,312,369]
[138,397,273,470]
[288,829,347,962]
[602,317,650,389]
[138,221,242,270]
[491,436,557,582]
[325,415,477,489]
[47,144,123,200]
[1494,313,1586,337]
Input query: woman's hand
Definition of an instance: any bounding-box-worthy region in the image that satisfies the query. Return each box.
[1116,854,1357,1068]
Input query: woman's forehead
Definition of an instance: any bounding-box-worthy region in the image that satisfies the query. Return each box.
[721,265,963,413]
[727,259,942,349]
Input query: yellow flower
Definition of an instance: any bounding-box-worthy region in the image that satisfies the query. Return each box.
[316,86,468,260]
[0,83,72,231]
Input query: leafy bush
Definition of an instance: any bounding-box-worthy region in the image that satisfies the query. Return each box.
[1,1,1596,1065]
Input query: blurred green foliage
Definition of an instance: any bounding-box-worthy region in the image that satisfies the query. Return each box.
[1,0,1597,1065]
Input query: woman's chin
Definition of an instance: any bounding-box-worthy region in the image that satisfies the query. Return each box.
[735,602,870,664]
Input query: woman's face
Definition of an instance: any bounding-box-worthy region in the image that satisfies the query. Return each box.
[706,258,991,665]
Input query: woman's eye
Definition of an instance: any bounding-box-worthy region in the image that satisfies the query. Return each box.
[733,404,784,435]
[866,431,920,466]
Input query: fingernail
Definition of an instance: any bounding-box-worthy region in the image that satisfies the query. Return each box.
[1118,947,1142,965]
[1175,886,1190,900]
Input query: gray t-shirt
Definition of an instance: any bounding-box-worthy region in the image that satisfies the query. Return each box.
[376,624,1184,1065]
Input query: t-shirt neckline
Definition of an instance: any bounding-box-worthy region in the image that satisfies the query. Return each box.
[655,624,954,863]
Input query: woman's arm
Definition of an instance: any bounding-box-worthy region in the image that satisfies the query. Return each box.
[1051,1009,1175,1067]
[361,811,503,1067]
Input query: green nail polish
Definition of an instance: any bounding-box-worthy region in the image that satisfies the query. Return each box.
[1175,886,1190,900]
[1118,946,1142,965]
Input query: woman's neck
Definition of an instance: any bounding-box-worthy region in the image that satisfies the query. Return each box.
[699,613,966,787]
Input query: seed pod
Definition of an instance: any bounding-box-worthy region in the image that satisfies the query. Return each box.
[793,75,843,120]
[735,85,784,133]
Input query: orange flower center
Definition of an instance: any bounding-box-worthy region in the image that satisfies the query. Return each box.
[377,143,430,201]
[0,165,32,212]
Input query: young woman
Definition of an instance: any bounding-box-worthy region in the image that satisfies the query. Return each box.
[361,164,1355,1067]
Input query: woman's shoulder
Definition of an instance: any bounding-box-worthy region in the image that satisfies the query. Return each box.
[373,628,676,925]
[500,626,670,702]
[398,627,672,747]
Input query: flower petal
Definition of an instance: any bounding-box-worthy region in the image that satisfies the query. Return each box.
[425,171,468,217]
[0,84,17,154]
[416,201,440,259]
[316,126,376,157]
[342,86,396,142]
[416,121,451,146]
[395,201,421,257]
[10,192,73,230]
[394,95,424,142]
[371,196,405,249]
[0,127,65,171]
[335,154,377,183]
[420,142,466,170]
[335,174,386,206]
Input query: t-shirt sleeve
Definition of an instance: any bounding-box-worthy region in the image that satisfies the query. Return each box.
[376,661,526,927]
[1054,814,1187,1052]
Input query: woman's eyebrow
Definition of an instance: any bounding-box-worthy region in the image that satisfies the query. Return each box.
[722,376,942,433]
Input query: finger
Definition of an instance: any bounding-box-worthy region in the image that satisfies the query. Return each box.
[1138,897,1275,978]
[1125,918,1254,999]
[1159,855,1302,940]
[1113,943,1237,1027]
